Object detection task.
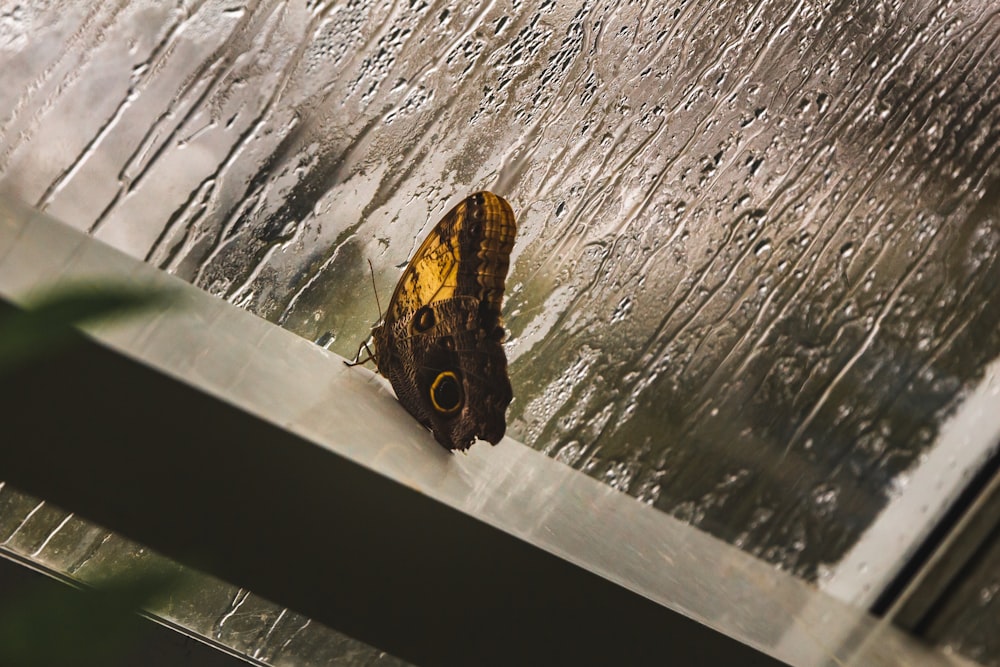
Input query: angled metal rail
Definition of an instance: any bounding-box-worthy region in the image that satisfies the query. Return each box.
[0,198,963,666]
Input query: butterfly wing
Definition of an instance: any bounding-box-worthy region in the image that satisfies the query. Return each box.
[372,191,516,451]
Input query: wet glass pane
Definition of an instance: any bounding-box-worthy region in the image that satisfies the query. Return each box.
[1,1,998,663]
[0,484,409,666]
[920,526,1000,667]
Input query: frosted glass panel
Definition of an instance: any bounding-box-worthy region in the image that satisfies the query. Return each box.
[1,0,998,636]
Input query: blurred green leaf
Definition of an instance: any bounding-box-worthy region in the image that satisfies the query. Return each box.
[0,284,173,374]
[0,283,186,663]
[0,565,188,667]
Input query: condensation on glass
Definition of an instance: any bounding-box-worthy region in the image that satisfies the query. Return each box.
[0,0,998,664]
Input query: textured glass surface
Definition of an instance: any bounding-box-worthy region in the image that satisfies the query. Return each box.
[922,529,1000,667]
[0,484,408,667]
[1,1,999,662]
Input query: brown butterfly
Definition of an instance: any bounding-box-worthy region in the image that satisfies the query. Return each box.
[348,192,516,451]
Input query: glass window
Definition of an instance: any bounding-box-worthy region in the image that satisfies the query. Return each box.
[1,1,997,664]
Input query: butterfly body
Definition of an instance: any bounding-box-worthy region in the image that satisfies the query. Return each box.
[369,191,516,451]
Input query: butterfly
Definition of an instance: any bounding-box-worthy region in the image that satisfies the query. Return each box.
[348,191,516,451]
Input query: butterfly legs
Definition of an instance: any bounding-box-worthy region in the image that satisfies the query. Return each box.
[343,258,383,369]
[344,339,376,367]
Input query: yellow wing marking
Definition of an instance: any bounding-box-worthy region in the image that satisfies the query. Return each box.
[385,209,462,321]
[384,192,515,323]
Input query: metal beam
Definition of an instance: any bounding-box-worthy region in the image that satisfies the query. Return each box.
[0,198,960,666]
